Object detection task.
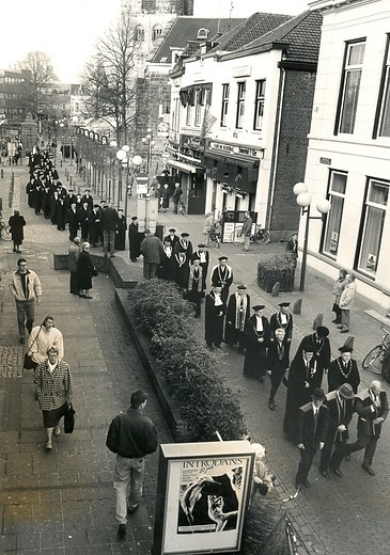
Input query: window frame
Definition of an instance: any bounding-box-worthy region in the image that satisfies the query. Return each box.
[220,84,230,128]
[142,0,156,12]
[373,34,390,138]
[253,80,266,131]
[235,81,246,129]
[321,170,347,259]
[334,38,366,136]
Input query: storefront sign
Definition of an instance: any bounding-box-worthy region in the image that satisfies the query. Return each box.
[232,65,252,78]
[153,441,254,555]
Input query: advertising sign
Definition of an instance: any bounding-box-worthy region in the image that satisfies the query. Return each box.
[153,441,254,555]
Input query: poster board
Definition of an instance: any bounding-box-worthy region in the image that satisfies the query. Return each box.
[153,441,254,555]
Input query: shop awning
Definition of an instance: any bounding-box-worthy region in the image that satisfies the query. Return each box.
[167,159,204,174]
[203,149,260,169]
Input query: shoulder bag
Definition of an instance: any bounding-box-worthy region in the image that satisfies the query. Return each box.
[23,327,42,370]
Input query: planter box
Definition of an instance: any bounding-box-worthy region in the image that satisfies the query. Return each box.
[115,288,192,442]
[257,264,295,292]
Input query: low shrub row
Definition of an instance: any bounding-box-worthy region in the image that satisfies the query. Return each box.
[134,279,247,442]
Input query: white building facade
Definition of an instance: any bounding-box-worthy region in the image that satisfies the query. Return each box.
[305,0,390,310]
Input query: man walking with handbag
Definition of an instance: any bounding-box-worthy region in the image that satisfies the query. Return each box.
[106,390,158,539]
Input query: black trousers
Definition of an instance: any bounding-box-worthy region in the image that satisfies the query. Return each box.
[320,433,346,471]
[346,432,378,465]
[296,445,317,485]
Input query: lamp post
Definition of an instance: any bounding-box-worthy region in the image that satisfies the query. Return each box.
[293,182,331,292]
[141,128,156,176]
[59,122,65,166]
[108,140,118,203]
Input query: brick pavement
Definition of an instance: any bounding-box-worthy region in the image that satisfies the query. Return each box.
[1,160,390,554]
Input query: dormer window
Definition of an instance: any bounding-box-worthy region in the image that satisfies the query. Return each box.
[197,28,208,40]
[135,26,145,42]
[152,25,163,42]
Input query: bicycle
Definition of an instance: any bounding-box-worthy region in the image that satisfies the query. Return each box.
[362,327,390,375]
[0,218,12,241]
[178,200,187,215]
[231,224,270,245]
[208,222,221,249]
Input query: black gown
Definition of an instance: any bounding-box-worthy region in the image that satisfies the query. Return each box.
[205,291,225,348]
[129,222,142,261]
[115,216,127,250]
[243,315,269,379]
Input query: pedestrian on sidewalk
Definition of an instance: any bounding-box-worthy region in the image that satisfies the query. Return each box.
[140,229,164,279]
[115,209,126,251]
[202,213,215,247]
[28,315,64,370]
[295,388,329,491]
[267,328,289,410]
[9,258,42,344]
[34,346,74,451]
[224,284,250,352]
[327,345,360,394]
[251,443,275,502]
[106,390,158,540]
[68,237,81,295]
[344,380,389,476]
[101,202,119,258]
[331,269,347,324]
[172,182,183,214]
[320,383,355,479]
[338,274,357,333]
[285,232,298,267]
[205,286,226,349]
[243,305,269,382]
[242,211,252,252]
[8,209,26,253]
[77,242,97,299]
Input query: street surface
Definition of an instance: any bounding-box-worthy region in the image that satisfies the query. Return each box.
[0,159,389,554]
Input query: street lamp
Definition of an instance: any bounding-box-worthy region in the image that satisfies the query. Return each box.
[293,182,331,292]
[116,147,127,210]
[108,140,118,203]
[141,128,156,175]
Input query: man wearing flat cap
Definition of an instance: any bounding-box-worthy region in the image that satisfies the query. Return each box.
[225,285,251,352]
[284,346,323,439]
[270,301,293,359]
[211,256,233,304]
[295,388,329,490]
[327,345,360,394]
[320,383,355,479]
[243,305,269,381]
[294,326,331,389]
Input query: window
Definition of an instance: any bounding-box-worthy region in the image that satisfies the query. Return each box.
[322,171,347,257]
[152,25,162,42]
[377,40,390,137]
[195,91,202,127]
[142,0,155,11]
[253,80,266,130]
[197,28,208,40]
[236,82,246,129]
[135,26,145,42]
[357,179,389,277]
[336,41,365,134]
[220,84,229,127]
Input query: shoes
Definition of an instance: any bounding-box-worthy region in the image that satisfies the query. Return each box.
[79,294,86,298]
[16,250,21,253]
[19,336,25,344]
[117,523,126,539]
[332,319,341,324]
[331,468,343,477]
[362,463,375,476]
[127,504,139,515]
[345,453,350,461]
[268,400,276,411]
[54,426,61,436]
[85,295,93,299]
[45,441,52,450]
[302,480,311,489]
[110,254,115,258]
[337,325,344,329]
[340,329,349,334]
[321,470,329,479]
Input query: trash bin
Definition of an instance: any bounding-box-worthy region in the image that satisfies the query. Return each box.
[155,223,165,241]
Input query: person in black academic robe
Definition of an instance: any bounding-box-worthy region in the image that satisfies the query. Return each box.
[205,287,226,348]
[283,346,322,439]
[115,210,126,251]
[267,327,290,410]
[57,199,66,231]
[243,305,269,381]
[81,190,94,210]
[129,217,142,262]
[192,243,209,294]
[8,210,26,253]
[269,301,293,359]
[210,256,234,304]
[88,205,100,247]
[294,326,331,389]
[66,204,79,240]
[174,233,193,289]
[327,345,360,394]
[224,285,250,352]
[187,257,204,317]
[26,177,35,208]
[157,240,176,281]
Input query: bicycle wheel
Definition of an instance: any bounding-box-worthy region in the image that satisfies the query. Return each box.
[362,346,385,374]
[256,230,270,244]
[1,224,12,241]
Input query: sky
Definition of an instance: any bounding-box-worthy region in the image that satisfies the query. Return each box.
[0,0,309,83]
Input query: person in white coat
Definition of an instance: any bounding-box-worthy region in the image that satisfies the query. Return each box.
[338,274,357,333]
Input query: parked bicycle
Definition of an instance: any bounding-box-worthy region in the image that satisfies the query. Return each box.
[362,327,390,376]
[232,224,270,245]
[0,217,12,241]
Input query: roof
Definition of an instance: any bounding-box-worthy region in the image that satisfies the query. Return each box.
[151,17,245,64]
[242,10,323,64]
[210,12,293,52]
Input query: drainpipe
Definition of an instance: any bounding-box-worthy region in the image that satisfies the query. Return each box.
[267,67,285,232]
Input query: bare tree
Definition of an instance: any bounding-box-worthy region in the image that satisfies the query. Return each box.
[18,51,57,120]
[82,12,145,145]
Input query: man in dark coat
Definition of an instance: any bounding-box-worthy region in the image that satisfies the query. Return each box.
[285,232,298,267]
[81,189,94,210]
[211,256,233,304]
[187,256,204,317]
[205,286,226,349]
[294,326,331,389]
[8,210,26,253]
[269,301,293,359]
[345,380,389,476]
[164,228,179,249]
[320,383,355,479]
[192,243,209,294]
[65,189,77,209]
[88,205,100,248]
[129,216,142,262]
[224,285,250,352]
[283,346,322,439]
[172,182,183,214]
[77,202,89,241]
[327,345,360,394]
[157,239,176,281]
[140,229,164,279]
[66,203,79,241]
[295,388,329,490]
[267,328,290,410]
[101,202,119,257]
[243,305,269,382]
[174,232,193,289]
[115,209,126,251]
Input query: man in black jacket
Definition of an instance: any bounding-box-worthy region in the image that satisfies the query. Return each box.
[106,390,158,539]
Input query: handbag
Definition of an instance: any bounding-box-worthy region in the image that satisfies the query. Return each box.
[64,405,76,433]
[23,326,42,370]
